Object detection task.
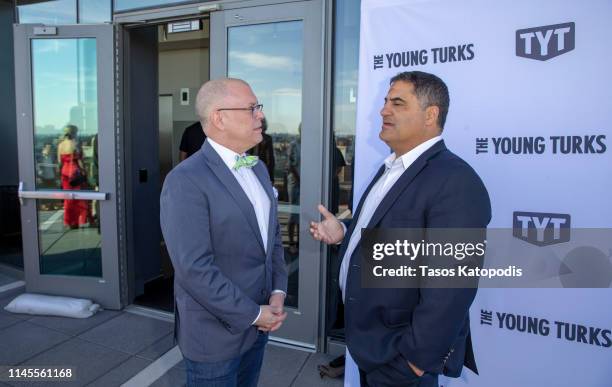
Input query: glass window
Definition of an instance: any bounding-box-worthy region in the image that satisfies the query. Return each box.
[37,199,102,277]
[228,21,304,309]
[326,0,360,338]
[31,38,101,277]
[17,0,111,24]
[18,0,76,24]
[79,0,111,23]
[114,0,193,12]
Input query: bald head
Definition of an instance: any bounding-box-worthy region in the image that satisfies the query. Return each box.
[195,78,264,154]
[195,78,250,131]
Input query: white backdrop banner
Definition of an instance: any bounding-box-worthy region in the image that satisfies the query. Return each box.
[354,0,612,386]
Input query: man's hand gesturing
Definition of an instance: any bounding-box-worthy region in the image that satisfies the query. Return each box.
[309,205,345,245]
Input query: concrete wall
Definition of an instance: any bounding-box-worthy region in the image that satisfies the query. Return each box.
[158,47,209,123]
[158,38,210,164]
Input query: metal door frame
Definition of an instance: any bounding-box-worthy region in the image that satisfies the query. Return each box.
[14,24,121,309]
[211,0,325,348]
[115,0,331,350]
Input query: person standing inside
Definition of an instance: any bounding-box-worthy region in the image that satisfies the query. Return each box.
[310,71,491,387]
[161,78,288,387]
[179,121,207,161]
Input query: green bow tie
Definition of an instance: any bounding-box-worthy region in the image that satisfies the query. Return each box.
[233,155,259,170]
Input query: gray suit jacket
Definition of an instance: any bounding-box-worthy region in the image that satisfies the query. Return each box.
[160,141,288,362]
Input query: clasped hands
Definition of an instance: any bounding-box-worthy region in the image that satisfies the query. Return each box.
[255,293,287,332]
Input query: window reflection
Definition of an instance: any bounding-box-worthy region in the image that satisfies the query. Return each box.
[17,0,111,24]
[79,0,111,23]
[31,37,101,276]
[228,21,303,308]
[327,0,360,340]
[18,0,76,24]
[57,125,95,228]
[32,38,99,194]
[37,200,101,277]
[114,0,190,12]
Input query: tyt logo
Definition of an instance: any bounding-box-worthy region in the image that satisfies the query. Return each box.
[513,212,571,246]
[516,22,575,61]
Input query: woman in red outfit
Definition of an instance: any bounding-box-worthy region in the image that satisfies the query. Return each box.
[58,125,93,228]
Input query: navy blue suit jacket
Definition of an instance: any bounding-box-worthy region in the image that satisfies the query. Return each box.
[342,140,491,379]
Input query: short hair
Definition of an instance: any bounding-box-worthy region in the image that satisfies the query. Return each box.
[195,78,250,129]
[390,71,449,130]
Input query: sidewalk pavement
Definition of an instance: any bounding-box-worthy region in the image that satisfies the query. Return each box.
[0,285,343,387]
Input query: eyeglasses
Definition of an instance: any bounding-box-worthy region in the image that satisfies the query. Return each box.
[217,104,264,117]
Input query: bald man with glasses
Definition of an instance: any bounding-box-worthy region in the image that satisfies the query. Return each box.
[161,78,288,387]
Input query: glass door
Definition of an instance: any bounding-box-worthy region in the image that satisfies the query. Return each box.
[14,24,121,309]
[211,0,324,348]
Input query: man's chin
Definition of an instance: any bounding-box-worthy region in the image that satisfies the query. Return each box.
[379,135,395,150]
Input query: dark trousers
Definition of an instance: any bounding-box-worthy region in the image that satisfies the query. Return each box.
[184,331,268,387]
[359,368,439,387]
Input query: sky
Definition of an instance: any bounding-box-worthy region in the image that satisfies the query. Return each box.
[227,20,303,136]
[31,38,98,137]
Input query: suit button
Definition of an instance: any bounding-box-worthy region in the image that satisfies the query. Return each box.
[348,297,356,302]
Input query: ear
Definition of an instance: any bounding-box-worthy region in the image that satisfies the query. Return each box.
[210,110,224,130]
[424,105,439,128]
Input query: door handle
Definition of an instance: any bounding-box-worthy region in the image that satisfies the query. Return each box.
[18,181,109,205]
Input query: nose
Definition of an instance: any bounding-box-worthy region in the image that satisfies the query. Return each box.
[380,103,391,117]
[255,109,265,120]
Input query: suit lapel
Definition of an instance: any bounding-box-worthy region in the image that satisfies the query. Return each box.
[367,140,447,228]
[201,142,266,253]
[252,162,275,256]
[342,165,386,251]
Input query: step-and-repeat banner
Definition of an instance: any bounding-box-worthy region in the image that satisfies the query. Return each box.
[353,0,612,386]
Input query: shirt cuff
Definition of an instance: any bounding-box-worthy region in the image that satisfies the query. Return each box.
[271,290,286,296]
[338,223,347,244]
[251,306,262,325]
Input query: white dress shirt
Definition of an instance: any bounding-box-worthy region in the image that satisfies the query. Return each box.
[207,138,283,325]
[208,138,270,250]
[339,136,442,301]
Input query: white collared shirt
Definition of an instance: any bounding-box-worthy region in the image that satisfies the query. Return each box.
[207,138,282,325]
[339,136,442,301]
[207,138,270,252]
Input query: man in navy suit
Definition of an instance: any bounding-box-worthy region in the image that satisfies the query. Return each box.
[310,71,491,387]
[161,78,288,386]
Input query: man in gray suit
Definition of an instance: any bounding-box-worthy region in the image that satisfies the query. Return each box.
[161,78,288,386]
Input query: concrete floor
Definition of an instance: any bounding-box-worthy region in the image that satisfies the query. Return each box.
[0,285,343,387]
